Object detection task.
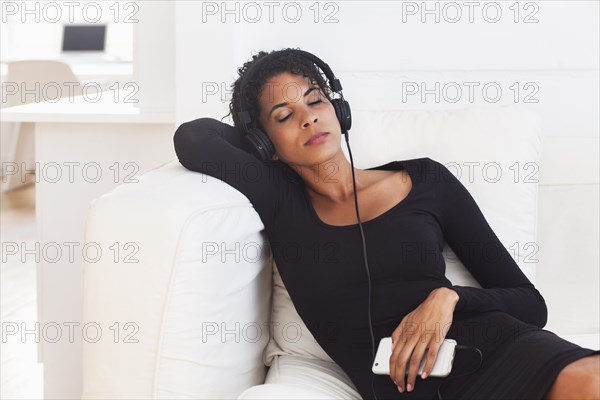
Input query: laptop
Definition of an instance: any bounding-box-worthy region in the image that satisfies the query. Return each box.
[61,24,117,62]
[62,24,106,51]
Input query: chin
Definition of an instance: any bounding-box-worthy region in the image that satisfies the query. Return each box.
[311,147,341,163]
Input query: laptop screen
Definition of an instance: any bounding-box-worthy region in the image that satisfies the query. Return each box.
[62,25,106,52]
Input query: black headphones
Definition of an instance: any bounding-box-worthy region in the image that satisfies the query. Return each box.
[236,49,352,162]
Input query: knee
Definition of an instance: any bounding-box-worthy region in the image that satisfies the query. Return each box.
[576,369,600,400]
[544,355,600,400]
[580,356,600,399]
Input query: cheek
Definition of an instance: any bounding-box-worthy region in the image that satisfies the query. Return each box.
[265,128,283,147]
[325,104,338,119]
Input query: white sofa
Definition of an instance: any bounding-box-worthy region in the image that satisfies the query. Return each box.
[81,105,593,399]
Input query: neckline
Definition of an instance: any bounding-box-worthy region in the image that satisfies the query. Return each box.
[301,160,416,229]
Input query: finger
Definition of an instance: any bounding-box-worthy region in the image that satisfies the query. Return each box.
[389,338,403,389]
[391,323,405,351]
[406,341,428,392]
[389,338,402,385]
[389,323,407,383]
[421,342,441,380]
[392,338,417,392]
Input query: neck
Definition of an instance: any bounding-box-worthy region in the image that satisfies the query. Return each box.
[292,153,366,205]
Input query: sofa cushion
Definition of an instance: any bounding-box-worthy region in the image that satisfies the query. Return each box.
[263,262,334,366]
[238,355,361,400]
[349,105,542,284]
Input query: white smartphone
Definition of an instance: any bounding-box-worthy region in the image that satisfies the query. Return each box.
[372,337,457,378]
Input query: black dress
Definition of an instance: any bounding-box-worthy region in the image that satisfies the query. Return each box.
[173,118,600,400]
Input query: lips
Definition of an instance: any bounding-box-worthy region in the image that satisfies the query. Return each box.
[305,132,329,145]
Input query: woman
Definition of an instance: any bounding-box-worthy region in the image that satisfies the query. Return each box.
[173,48,600,399]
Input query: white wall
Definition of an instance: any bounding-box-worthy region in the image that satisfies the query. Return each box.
[175,1,235,122]
[132,1,174,113]
[174,1,599,338]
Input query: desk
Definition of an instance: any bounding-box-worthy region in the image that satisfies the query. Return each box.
[0,59,133,87]
[0,93,175,399]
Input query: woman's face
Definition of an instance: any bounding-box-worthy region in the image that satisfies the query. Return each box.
[257,71,342,166]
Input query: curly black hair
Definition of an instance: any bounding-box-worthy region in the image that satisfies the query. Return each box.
[223,47,333,133]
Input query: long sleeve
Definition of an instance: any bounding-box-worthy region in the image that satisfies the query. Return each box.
[173,117,283,226]
[430,158,548,328]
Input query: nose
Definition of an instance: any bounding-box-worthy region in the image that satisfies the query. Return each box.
[301,109,319,128]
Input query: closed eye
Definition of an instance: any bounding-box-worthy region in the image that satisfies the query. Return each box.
[277,100,323,123]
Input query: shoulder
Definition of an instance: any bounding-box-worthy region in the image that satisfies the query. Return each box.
[401,157,453,184]
[398,156,441,168]
[411,156,445,170]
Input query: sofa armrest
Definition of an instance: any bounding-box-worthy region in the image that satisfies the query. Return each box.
[82,159,272,399]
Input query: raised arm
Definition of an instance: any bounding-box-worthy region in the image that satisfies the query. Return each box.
[173,117,282,226]
[430,158,548,328]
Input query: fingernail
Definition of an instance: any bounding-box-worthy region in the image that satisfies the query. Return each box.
[407,383,413,392]
[398,386,404,393]
[421,371,428,379]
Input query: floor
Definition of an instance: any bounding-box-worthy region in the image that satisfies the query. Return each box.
[1,176,44,399]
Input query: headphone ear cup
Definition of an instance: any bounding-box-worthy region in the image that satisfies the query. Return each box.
[331,98,352,134]
[244,128,276,162]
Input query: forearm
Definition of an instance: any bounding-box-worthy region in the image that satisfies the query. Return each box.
[430,158,548,329]
[444,285,548,328]
[173,117,251,172]
[172,117,280,225]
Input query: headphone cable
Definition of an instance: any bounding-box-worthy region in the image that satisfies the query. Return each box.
[343,131,379,400]
[344,132,484,400]
[437,345,483,399]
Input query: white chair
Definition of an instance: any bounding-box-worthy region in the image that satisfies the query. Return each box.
[81,105,595,399]
[1,60,82,192]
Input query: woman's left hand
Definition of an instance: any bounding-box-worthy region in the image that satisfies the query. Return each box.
[389,287,460,393]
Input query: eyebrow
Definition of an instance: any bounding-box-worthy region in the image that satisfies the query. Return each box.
[268,86,319,117]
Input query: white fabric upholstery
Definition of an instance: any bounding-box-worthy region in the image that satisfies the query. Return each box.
[262,263,334,366]
[348,105,542,284]
[81,161,272,399]
[82,105,545,399]
[238,356,361,399]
